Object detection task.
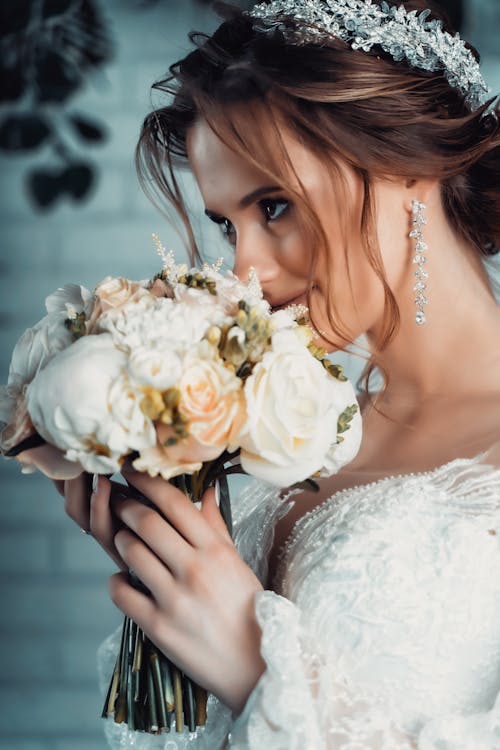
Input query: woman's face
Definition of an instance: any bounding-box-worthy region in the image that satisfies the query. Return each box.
[186,118,411,351]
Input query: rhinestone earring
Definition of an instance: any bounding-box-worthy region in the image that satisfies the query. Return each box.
[410,199,429,325]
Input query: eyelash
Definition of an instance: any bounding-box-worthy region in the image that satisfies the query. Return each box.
[211,198,290,244]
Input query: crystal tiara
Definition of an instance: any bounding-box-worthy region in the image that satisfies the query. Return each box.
[246,0,491,111]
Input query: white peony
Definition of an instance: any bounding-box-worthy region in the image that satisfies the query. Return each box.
[239,328,361,486]
[0,283,94,453]
[45,283,93,318]
[25,334,156,474]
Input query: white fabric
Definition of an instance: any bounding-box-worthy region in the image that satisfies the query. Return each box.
[98,450,500,749]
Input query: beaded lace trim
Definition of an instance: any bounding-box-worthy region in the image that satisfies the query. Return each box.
[272,451,496,591]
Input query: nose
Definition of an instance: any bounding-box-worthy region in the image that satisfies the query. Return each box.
[231,224,281,286]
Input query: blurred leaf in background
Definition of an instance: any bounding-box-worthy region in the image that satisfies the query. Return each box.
[0,0,113,210]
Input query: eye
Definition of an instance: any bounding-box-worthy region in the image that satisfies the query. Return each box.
[206,213,237,246]
[259,197,290,222]
[218,218,236,246]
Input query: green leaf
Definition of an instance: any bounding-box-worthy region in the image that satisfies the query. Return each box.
[337,403,359,435]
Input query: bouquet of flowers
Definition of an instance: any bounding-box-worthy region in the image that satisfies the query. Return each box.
[0,236,362,735]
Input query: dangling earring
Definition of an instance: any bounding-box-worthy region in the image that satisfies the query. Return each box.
[410,199,429,326]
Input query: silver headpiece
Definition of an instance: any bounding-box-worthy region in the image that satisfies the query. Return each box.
[247,0,490,111]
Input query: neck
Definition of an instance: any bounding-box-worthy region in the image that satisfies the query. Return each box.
[366,203,500,402]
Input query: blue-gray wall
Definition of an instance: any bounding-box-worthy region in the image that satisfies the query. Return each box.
[0,1,498,748]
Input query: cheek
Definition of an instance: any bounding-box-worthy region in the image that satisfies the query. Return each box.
[275,225,310,278]
[308,238,387,349]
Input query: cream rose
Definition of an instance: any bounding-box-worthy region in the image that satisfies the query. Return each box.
[239,331,360,485]
[25,334,155,474]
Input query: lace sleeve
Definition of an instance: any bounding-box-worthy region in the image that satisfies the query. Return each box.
[417,694,500,749]
[228,590,420,749]
[229,588,500,750]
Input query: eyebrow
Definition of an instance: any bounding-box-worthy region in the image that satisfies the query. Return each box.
[204,185,282,218]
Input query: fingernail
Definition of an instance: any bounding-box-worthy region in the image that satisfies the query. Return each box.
[92,473,99,494]
[193,500,202,510]
[215,480,220,507]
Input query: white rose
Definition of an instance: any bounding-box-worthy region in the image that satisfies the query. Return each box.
[26,334,155,474]
[239,339,360,486]
[318,382,362,477]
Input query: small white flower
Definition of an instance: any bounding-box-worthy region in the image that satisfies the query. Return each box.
[127,347,182,391]
[269,308,297,332]
[189,268,271,316]
[101,294,215,355]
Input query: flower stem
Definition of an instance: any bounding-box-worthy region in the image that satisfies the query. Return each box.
[172,664,184,732]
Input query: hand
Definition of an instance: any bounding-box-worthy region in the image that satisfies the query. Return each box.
[62,473,129,571]
[108,467,266,715]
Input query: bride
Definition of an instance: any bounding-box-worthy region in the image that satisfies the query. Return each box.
[63,1,500,747]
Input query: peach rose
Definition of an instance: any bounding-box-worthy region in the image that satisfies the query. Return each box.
[178,354,246,452]
[87,276,149,333]
[132,431,208,480]
[132,351,246,480]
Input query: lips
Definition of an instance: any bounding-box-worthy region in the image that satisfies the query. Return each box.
[270,291,308,313]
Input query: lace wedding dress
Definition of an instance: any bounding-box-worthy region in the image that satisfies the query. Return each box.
[97,447,500,749]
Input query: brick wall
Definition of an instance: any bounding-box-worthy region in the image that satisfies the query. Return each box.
[0,1,499,748]
[0,3,220,748]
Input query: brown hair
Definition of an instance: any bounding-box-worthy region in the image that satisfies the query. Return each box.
[135,0,500,394]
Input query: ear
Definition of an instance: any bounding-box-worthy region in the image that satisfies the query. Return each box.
[403,178,438,213]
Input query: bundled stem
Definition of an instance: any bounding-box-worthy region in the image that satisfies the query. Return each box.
[101,463,233,734]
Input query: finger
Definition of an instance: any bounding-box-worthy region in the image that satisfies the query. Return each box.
[113,497,194,576]
[90,476,128,571]
[200,486,233,543]
[113,530,175,605]
[121,466,216,549]
[52,479,66,497]
[64,474,91,531]
[108,570,159,631]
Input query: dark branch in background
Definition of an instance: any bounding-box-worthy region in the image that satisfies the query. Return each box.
[0,0,113,210]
